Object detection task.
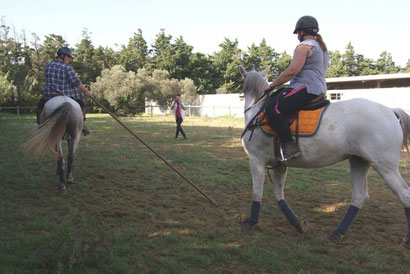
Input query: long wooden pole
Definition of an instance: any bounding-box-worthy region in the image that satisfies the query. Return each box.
[88,95,218,206]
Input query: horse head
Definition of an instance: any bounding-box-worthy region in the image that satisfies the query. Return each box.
[239,66,269,99]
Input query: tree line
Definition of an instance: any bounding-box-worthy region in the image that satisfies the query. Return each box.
[1,17,409,114]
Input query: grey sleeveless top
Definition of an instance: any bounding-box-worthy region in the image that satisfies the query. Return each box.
[289,39,329,95]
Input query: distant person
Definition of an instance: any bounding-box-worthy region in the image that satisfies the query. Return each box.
[36,46,92,136]
[171,95,187,139]
[264,15,329,160]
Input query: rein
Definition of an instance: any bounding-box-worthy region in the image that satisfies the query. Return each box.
[244,92,269,114]
[242,88,286,140]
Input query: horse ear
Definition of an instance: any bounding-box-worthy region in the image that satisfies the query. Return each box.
[260,67,269,77]
[239,66,247,79]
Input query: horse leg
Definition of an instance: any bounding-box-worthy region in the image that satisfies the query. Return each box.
[56,141,66,191]
[272,166,308,234]
[372,161,410,247]
[241,158,266,231]
[66,139,75,184]
[329,156,370,243]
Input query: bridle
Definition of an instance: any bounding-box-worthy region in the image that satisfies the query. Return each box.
[243,91,269,114]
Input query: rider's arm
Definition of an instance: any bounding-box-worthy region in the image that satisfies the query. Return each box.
[78,84,91,97]
[265,45,311,92]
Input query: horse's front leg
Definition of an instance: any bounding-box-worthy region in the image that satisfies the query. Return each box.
[273,166,308,234]
[241,157,266,231]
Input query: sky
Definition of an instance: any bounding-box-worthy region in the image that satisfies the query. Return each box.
[1,0,409,66]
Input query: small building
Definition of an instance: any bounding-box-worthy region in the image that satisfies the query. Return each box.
[326,73,410,112]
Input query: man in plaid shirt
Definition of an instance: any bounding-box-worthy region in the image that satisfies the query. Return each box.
[36,46,92,135]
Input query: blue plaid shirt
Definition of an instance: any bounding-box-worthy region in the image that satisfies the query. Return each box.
[43,59,83,100]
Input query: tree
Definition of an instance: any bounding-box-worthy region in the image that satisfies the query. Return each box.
[29,33,66,98]
[189,52,217,94]
[375,51,400,74]
[403,59,410,73]
[0,20,35,105]
[0,71,14,104]
[168,36,194,80]
[148,29,173,72]
[242,39,279,78]
[342,42,358,76]
[211,38,243,93]
[71,29,101,86]
[91,65,145,115]
[119,29,149,72]
[327,50,347,77]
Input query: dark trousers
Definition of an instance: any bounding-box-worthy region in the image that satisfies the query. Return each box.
[37,97,86,121]
[265,86,317,142]
[175,118,186,139]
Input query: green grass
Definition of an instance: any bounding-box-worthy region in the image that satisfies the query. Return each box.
[1,113,410,273]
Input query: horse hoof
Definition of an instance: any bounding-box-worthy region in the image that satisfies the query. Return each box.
[67,176,74,184]
[402,237,410,249]
[329,230,344,244]
[240,220,255,232]
[296,216,308,234]
[59,184,67,192]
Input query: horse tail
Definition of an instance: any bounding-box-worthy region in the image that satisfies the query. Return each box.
[23,102,72,158]
[393,108,410,152]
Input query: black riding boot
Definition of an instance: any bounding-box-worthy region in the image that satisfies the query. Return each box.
[81,107,91,136]
[281,140,301,160]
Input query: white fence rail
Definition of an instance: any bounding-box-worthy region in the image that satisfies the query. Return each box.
[0,105,246,118]
[144,105,244,118]
[0,106,36,116]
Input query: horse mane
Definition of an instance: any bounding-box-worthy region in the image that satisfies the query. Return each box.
[243,70,269,97]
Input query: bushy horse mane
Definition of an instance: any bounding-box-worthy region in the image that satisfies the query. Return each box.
[243,70,269,97]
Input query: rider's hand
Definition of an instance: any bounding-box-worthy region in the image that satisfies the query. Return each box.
[264,84,274,93]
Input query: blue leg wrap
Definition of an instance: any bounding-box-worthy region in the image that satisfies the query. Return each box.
[335,205,359,235]
[247,201,260,225]
[278,200,299,227]
[405,208,410,238]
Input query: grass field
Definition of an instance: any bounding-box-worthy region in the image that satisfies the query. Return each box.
[1,113,410,273]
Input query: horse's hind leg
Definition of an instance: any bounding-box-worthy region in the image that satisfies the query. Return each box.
[66,138,74,184]
[372,160,410,247]
[329,156,370,243]
[56,141,66,191]
[272,166,308,234]
[241,158,266,231]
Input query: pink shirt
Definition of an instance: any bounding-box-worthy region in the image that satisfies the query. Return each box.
[175,103,182,118]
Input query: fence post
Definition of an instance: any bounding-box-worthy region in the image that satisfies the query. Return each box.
[17,106,20,116]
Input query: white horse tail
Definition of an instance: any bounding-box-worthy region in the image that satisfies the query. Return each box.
[23,102,72,158]
[393,108,410,152]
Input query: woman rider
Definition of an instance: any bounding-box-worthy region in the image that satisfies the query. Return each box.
[264,15,329,160]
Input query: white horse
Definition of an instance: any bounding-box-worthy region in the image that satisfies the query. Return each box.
[239,67,410,245]
[23,96,84,191]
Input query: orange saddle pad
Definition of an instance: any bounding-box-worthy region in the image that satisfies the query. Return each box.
[257,106,327,136]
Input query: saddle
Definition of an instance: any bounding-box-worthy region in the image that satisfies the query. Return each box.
[244,89,330,141]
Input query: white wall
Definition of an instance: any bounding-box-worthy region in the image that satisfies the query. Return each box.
[145,93,246,117]
[146,87,410,117]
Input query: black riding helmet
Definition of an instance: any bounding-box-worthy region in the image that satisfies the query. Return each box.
[293,16,319,35]
[57,46,73,58]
